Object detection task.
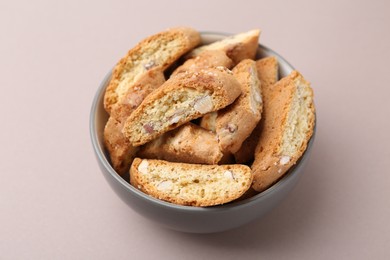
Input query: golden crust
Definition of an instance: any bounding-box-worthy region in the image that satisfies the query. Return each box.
[234,56,279,163]
[103,27,200,175]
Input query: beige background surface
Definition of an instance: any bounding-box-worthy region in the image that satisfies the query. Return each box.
[1,0,390,259]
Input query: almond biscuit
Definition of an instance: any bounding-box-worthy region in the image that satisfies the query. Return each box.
[130,158,253,207]
[251,71,315,192]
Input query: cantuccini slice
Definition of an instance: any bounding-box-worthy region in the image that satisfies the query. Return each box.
[123,67,242,146]
[130,158,253,207]
[234,56,279,163]
[215,59,263,154]
[251,71,315,192]
[200,59,263,154]
[187,29,260,65]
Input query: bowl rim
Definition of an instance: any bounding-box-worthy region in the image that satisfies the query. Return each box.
[90,32,315,212]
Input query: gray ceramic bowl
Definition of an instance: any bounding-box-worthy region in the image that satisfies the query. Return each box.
[90,32,316,233]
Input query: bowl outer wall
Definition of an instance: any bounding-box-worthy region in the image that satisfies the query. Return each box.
[90,32,316,233]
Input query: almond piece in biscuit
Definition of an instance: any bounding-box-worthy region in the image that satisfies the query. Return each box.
[187,29,260,65]
[251,71,315,192]
[130,158,253,207]
[123,67,242,146]
[234,56,279,163]
[199,111,218,133]
[104,27,201,114]
[138,123,223,165]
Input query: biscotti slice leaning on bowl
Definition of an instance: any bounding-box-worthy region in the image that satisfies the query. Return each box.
[187,29,260,65]
[251,70,315,192]
[123,67,242,146]
[234,56,279,163]
[104,27,201,114]
[171,50,233,77]
[104,69,165,176]
[138,123,223,165]
[104,118,138,176]
[130,158,253,207]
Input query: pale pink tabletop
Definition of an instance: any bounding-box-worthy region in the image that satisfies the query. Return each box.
[1,0,389,259]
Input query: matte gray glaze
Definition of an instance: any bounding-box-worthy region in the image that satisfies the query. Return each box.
[90,33,316,233]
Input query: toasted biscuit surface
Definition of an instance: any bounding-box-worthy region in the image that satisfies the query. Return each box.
[130,158,253,207]
[251,71,315,192]
[215,59,263,154]
[256,56,279,91]
[234,56,279,163]
[171,50,233,77]
[104,69,165,175]
[104,117,139,176]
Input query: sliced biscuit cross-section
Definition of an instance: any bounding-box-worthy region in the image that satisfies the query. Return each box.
[130,158,253,207]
